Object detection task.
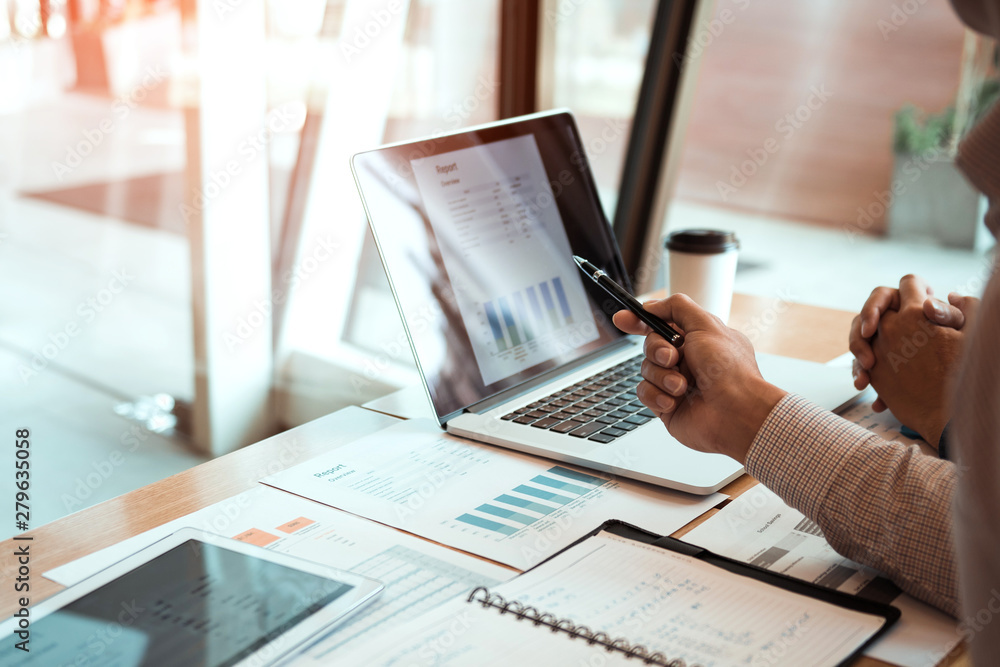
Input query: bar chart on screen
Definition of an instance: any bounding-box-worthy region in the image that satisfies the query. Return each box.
[481,277,575,354]
[410,134,601,386]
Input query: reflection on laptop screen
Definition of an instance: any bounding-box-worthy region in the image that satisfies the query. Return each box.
[353,112,628,421]
[409,134,601,387]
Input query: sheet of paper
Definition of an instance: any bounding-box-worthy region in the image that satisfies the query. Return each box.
[399,532,881,667]
[683,484,961,667]
[262,419,724,570]
[686,485,889,598]
[825,351,855,368]
[332,531,884,667]
[44,486,514,657]
[321,596,637,667]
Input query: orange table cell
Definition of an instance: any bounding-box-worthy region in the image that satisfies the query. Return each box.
[276,517,316,534]
[233,528,280,547]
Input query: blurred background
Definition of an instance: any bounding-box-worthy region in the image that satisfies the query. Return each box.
[0,0,995,537]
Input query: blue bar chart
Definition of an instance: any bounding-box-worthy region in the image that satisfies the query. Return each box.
[455,466,606,537]
[538,282,560,329]
[483,302,506,352]
[482,277,578,355]
[552,277,573,324]
[498,297,521,347]
[512,292,534,342]
[454,513,519,536]
[525,286,545,330]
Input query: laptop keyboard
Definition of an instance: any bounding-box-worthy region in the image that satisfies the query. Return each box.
[500,355,657,444]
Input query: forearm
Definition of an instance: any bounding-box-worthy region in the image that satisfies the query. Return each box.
[746,394,959,616]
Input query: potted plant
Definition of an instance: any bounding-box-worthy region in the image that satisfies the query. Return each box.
[887,35,998,250]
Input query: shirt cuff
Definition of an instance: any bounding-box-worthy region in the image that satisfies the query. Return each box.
[744,394,883,521]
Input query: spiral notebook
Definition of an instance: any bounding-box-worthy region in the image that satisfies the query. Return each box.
[333,520,899,666]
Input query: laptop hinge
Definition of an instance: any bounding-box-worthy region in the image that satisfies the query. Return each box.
[463,337,637,416]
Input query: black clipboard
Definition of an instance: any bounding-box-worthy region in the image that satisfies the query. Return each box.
[521,519,901,666]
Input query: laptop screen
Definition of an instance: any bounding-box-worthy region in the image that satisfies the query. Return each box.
[352,111,630,421]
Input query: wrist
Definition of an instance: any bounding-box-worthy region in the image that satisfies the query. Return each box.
[728,381,787,464]
[919,415,947,450]
[911,400,950,449]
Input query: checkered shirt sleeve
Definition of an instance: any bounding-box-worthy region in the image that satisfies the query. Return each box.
[745,393,959,617]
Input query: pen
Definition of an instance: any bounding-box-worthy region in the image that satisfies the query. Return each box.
[573,255,684,348]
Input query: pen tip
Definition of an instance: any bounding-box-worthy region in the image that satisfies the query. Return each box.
[572,255,584,265]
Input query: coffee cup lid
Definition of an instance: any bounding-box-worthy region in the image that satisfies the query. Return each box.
[664,229,739,255]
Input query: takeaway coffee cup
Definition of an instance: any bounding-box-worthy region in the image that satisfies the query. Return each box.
[664,229,740,324]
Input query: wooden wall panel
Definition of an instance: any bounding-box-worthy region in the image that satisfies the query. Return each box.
[675,0,967,234]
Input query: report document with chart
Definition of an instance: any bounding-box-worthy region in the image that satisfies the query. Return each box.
[351,110,860,494]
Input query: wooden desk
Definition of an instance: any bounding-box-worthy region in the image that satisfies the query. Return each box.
[0,407,399,618]
[727,293,856,364]
[0,295,966,666]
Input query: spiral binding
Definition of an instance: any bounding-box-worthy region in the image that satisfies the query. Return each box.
[466,587,696,667]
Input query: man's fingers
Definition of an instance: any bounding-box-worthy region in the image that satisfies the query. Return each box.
[614,310,687,364]
[614,300,690,341]
[637,380,678,415]
[872,396,887,413]
[612,310,650,336]
[637,294,720,335]
[919,293,980,331]
[922,297,965,330]
[859,287,899,338]
[849,314,875,370]
[854,370,871,391]
[641,359,688,396]
[898,274,932,309]
[644,335,680,367]
[852,359,871,390]
[859,276,932,335]
[948,293,980,329]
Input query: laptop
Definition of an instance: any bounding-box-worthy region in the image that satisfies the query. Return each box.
[351,110,858,494]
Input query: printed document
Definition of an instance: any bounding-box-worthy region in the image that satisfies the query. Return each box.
[262,419,724,570]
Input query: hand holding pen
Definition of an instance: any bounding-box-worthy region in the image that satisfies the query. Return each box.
[606,279,788,463]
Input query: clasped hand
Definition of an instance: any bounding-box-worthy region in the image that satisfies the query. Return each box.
[848,274,978,449]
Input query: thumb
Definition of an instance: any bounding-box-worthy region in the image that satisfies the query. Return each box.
[643,293,721,333]
[948,293,979,330]
[923,297,965,330]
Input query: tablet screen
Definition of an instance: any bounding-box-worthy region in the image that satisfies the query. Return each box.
[2,540,354,667]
